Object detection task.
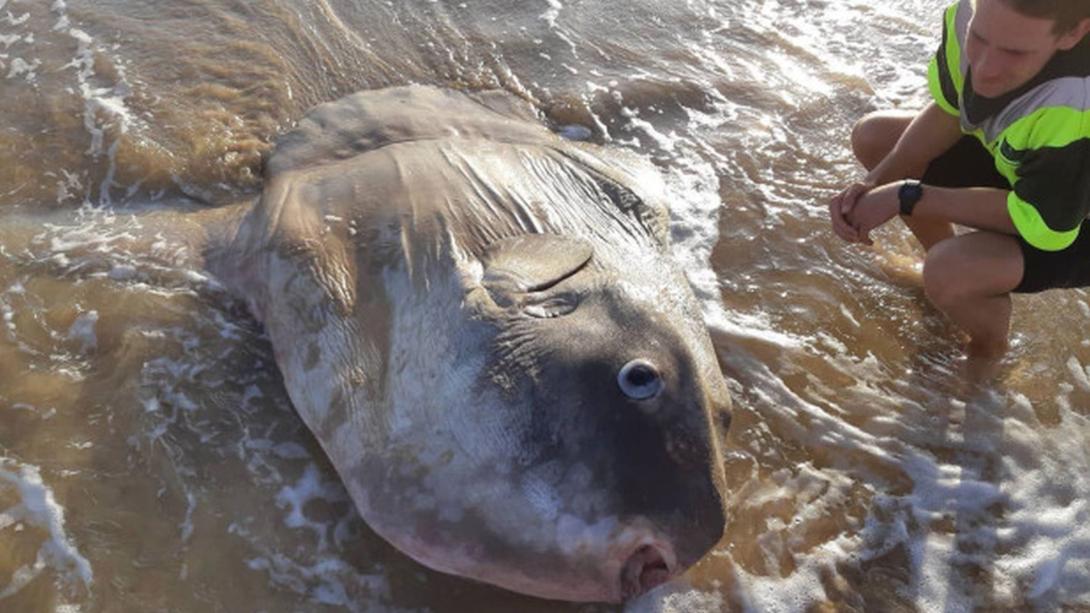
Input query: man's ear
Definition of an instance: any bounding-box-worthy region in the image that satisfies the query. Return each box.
[1057,18,1090,51]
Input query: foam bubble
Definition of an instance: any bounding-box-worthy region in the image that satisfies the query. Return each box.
[4,56,37,81]
[65,309,98,351]
[540,0,563,29]
[276,462,350,550]
[244,551,392,613]
[44,0,143,205]
[0,459,93,598]
[626,582,723,613]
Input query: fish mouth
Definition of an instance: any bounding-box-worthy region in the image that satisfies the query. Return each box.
[619,542,677,601]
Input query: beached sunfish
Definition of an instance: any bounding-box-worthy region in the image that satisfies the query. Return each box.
[208,85,732,603]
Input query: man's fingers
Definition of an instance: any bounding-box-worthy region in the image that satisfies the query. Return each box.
[829,198,859,242]
[837,186,854,214]
[833,222,857,242]
[841,183,867,215]
[834,188,849,214]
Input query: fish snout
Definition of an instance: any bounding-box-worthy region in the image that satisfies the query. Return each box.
[617,539,678,601]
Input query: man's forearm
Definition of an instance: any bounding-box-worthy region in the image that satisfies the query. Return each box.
[869,103,964,185]
[910,186,1017,235]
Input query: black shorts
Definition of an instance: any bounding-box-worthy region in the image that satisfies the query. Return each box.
[922,136,1090,294]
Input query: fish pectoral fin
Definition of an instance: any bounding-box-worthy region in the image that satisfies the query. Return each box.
[480,234,592,307]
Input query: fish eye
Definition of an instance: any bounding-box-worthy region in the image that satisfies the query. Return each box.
[617,359,663,401]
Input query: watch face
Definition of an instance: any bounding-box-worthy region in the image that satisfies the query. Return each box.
[898,181,923,215]
[899,181,922,200]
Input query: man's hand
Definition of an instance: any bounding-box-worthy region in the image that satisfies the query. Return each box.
[828,180,875,243]
[845,181,901,245]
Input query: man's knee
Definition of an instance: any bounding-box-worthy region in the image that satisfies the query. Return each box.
[922,240,969,308]
[850,111,913,171]
[922,236,1017,357]
[850,116,890,170]
[922,234,1022,307]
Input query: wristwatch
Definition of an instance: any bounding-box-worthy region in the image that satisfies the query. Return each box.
[898,180,924,216]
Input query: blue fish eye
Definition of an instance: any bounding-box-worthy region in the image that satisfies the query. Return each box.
[618,359,663,400]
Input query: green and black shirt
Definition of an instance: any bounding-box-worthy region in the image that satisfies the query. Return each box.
[928,0,1090,251]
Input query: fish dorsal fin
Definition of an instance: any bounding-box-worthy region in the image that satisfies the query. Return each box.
[481,234,592,307]
[267,86,549,177]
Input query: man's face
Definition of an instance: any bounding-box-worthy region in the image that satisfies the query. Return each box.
[965,0,1086,97]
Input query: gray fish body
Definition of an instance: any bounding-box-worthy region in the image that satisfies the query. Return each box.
[211,85,731,603]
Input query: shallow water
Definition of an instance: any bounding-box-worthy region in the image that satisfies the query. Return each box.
[3,0,1090,611]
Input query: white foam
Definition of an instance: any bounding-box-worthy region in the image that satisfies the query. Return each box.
[272,441,310,460]
[231,514,394,613]
[659,151,805,350]
[179,490,196,543]
[0,0,30,81]
[65,309,98,352]
[2,11,28,27]
[244,552,391,613]
[4,55,38,81]
[1066,357,1090,392]
[626,582,724,613]
[276,462,350,550]
[1,300,14,333]
[0,459,93,598]
[539,0,563,28]
[48,0,141,205]
[987,403,1090,607]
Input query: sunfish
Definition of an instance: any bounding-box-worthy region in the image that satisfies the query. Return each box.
[207,85,732,603]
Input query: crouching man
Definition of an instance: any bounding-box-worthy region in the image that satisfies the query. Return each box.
[830,0,1090,361]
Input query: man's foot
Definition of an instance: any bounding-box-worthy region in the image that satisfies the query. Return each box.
[962,354,1003,384]
[962,338,1009,384]
[875,246,924,288]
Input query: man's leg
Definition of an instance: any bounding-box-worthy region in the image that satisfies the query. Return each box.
[850,110,914,169]
[922,232,1025,358]
[850,111,955,250]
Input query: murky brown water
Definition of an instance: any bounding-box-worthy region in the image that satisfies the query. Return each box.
[4,0,1090,611]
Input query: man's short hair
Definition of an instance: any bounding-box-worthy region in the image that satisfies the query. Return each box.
[999,0,1090,35]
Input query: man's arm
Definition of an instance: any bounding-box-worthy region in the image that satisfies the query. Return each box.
[847,183,1016,245]
[912,186,1016,234]
[831,103,965,243]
